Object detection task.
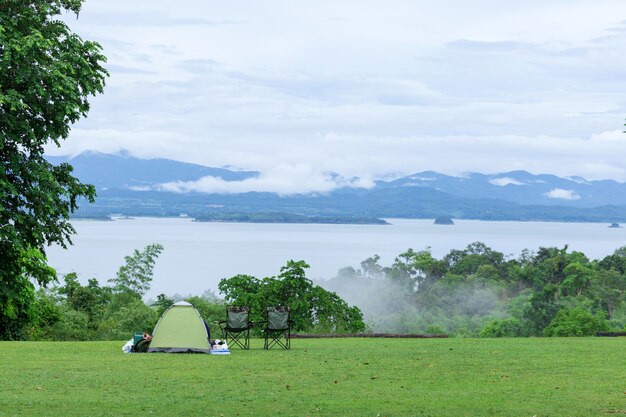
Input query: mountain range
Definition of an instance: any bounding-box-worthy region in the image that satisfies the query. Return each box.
[49,152,626,223]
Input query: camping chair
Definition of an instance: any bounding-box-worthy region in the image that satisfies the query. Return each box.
[216,306,252,350]
[263,306,291,350]
[131,332,152,353]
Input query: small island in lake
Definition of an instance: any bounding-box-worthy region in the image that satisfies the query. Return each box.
[609,223,622,228]
[71,215,113,221]
[194,212,389,225]
[434,216,454,225]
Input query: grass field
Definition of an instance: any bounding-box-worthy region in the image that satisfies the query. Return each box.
[1,338,625,417]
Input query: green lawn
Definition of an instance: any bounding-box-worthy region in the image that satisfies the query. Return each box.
[1,338,625,417]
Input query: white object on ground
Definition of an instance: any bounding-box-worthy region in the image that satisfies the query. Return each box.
[122,339,133,354]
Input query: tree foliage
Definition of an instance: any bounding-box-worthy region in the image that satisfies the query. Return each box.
[109,243,164,297]
[544,308,609,337]
[0,0,107,339]
[479,318,524,338]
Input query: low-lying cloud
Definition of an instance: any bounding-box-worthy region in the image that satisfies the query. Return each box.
[489,177,525,186]
[156,164,375,195]
[543,188,581,200]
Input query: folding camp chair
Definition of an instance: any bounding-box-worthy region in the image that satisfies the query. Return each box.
[131,332,152,353]
[263,306,291,350]
[216,306,252,350]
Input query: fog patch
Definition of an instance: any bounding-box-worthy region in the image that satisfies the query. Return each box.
[320,266,506,334]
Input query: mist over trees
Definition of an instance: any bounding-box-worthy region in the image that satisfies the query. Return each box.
[323,242,626,337]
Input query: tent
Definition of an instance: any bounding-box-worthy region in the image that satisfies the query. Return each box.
[147,301,211,353]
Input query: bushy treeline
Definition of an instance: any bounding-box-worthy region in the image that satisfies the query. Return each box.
[25,246,364,340]
[324,242,626,337]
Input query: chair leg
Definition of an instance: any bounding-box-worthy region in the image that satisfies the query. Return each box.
[224,329,250,350]
[265,329,290,350]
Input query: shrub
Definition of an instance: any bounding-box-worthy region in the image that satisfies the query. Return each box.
[27,290,62,340]
[425,325,447,335]
[99,299,159,340]
[479,318,524,338]
[544,308,609,337]
[46,308,91,341]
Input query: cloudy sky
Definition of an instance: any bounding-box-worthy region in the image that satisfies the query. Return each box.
[47,0,626,192]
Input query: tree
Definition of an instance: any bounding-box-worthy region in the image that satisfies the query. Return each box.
[562,262,595,296]
[217,274,261,312]
[152,294,175,317]
[219,260,365,333]
[522,284,560,335]
[109,243,164,298]
[444,242,505,278]
[0,247,56,338]
[397,248,446,291]
[55,273,111,335]
[360,255,384,279]
[598,246,626,274]
[0,0,108,339]
[532,246,570,286]
[184,296,225,329]
[544,307,609,337]
[590,269,626,319]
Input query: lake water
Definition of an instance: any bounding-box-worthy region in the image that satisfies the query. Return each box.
[46,217,626,298]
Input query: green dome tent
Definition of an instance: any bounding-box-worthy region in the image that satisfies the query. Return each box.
[148,301,211,353]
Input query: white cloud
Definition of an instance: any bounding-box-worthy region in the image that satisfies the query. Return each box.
[409,176,436,181]
[566,177,590,185]
[128,186,152,192]
[543,188,581,200]
[156,164,375,195]
[489,177,525,186]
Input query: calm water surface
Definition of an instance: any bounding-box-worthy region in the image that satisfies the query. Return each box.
[46,218,626,298]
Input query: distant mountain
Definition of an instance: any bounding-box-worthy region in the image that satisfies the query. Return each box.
[50,151,626,222]
[47,151,257,190]
[379,171,626,208]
